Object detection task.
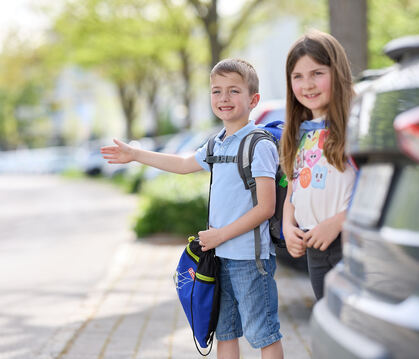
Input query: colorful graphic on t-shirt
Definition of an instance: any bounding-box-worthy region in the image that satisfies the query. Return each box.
[299,167,311,188]
[295,149,305,171]
[311,165,327,189]
[304,131,320,150]
[298,134,306,150]
[305,149,321,168]
[294,129,328,191]
[318,129,328,149]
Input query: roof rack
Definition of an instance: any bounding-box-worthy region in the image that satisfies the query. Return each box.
[383,35,419,62]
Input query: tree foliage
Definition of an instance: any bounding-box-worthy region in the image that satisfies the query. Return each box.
[368,0,419,68]
[0,34,52,149]
[49,0,196,139]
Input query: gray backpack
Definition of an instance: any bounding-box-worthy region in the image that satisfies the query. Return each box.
[205,126,288,275]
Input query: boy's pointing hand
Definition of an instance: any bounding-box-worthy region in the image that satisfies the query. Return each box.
[101,139,135,164]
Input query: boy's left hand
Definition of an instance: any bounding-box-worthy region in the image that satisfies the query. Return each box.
[303,212,345,251]
[197,227,224,251]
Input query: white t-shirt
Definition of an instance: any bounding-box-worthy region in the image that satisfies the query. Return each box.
[291,117,356,230]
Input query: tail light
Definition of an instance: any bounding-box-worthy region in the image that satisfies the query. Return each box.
[394,106,419,163]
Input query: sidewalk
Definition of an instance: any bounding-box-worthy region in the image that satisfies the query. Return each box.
[37,236,315,359]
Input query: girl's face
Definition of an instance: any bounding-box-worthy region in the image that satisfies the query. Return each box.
[290,55,331,118]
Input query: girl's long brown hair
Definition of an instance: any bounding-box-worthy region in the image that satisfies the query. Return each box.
[281,30,354,179]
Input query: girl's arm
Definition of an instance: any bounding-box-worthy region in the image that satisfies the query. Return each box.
[198,176,275,251]
[101,139,202,174]
[283,182,306,257]
[303,211,345,251]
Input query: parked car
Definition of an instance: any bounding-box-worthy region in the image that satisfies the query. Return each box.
[311,35,419,358]
[0,146,84,174]
[251,99,286,125]
[142,127,222,180]
[83,137,157,177]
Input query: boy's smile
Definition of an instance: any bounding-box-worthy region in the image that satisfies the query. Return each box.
[219,105,234,111]
[210,72,259,129]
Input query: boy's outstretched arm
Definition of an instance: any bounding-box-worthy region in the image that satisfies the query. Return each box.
[101,139,202,174]
[282,183,306,258]
[198,176,275,251]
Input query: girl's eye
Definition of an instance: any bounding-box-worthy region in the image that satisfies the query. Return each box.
[315,71,324,76]
[292,74,302,80]
[212,90,220,94]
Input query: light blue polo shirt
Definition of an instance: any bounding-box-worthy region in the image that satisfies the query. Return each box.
[195,121,279,260]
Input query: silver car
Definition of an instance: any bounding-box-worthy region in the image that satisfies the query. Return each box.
[311,35,419,359]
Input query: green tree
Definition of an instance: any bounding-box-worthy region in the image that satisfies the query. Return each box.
[322,0,419,72]
[186,0,268,69]
[0,33,52,149]
[368,0,419,69]
[186,0,312,70]
[160,0,203,128]
[48,0,296,133]
[48,0,197,139]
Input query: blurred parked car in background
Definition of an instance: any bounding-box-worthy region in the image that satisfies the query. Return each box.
[0,146,85,174]
[311,35,419,359]
[83,137,157,177]
[140,127,222,180]
[251,99,286,126]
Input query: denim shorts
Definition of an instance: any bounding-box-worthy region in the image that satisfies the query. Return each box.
[215,255,282,348]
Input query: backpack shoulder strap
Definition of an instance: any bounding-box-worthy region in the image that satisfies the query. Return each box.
[204,134,217,230]
[206,134,217,171]
[237,129,275,189]
[237,129,276,275]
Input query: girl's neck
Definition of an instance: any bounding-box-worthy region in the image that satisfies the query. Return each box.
[311,109,327,119]
[311,114,326,121]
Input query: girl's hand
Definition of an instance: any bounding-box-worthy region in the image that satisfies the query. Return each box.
[197,227,224,252]
[303,212,344,251]
[283,224,306,258]
[101,139,136,164]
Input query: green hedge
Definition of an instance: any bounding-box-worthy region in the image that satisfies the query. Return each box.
[133,172,210,238]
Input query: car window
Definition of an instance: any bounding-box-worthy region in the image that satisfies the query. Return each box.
[383,165,419,232]
[359,88,419,150]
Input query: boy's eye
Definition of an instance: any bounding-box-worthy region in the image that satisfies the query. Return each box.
[231,89,240,94]
[212,90,220,94]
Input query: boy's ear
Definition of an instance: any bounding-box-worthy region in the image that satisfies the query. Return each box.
[250,93,260,109]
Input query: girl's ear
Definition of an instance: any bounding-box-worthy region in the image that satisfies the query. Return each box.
[250,93,260,109]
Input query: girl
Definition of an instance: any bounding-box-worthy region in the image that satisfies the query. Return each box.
[281,30,356,300]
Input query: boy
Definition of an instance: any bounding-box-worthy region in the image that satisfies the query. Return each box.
[101,59,283,359]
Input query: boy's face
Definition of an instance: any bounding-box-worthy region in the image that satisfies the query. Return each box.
[210,72,259,125]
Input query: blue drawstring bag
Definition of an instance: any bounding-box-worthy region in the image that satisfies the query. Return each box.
[174,236,220,355]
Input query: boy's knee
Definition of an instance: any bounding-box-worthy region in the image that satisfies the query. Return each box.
[217,338,240,359]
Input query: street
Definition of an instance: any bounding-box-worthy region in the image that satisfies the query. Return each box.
[0,175,315,359]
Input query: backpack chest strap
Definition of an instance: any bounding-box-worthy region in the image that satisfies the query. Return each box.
[205,155,238,164]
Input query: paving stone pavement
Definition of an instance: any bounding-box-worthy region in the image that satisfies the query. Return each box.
[36,236,315,359]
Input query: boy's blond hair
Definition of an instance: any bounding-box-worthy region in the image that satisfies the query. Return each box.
[210,58,259,95]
